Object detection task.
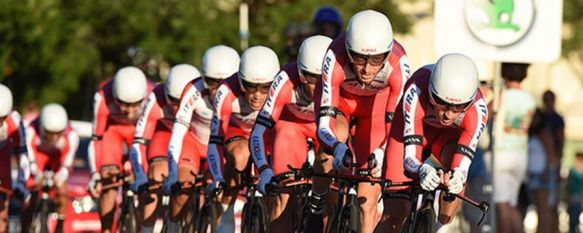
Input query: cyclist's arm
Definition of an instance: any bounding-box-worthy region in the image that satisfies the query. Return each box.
[88,91,108,174]
[24,125,39,180]
[130,91,162,172]
[61,130,80,171]
[168,82,198,163]
[385,43,410,146]
[9,112,28,182]
[207,84,235,181]
[250,70,293,171]
[402,76,428,175]
[453,98,488,176]
[317,48,346,153]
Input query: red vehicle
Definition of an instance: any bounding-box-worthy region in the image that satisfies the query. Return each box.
[63,120,101,233]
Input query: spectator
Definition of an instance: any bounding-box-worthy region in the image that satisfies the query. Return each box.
[527,108,558,233]
[493,63,536,233]
[542,90,565,232]
[568,152,583,233]
[312,6,343,39]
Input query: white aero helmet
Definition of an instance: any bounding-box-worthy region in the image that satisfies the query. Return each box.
[113,66,148,103]
[166,64,199,100]
[238,46,280,84]
[40,103,68,132]
[345,10,394,56]
[297,35,333,81]
[0,84,13,117]
[429,53,479,106]
[202,45,240,79]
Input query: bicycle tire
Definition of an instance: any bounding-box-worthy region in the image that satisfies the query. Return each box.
[336,198,358,233]
[196,203,217,233]
[411,207,436,233]
[183,197,201,233]
[294,195,311,233]
[325,205,339,233]
[118,197,138,233]
[30,200,49,233]
[255,197,269,233]
[348,198,359,233]
[399,210,416,233]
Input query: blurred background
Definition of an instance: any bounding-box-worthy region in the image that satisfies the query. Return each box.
[1,0,583,231]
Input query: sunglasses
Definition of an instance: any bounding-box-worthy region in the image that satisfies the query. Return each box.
[300,70,320,84]
[115,98,143,108]
[166,94,181,105]
[241,80,272,94]
[348,50,388,66]
[204,76,223,88]
[429,92,471,113]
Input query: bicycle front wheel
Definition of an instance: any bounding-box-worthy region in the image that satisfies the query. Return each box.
[411,207,436,233]
[117,198,138,233]
[30,200,49,233]
[241,198,268,233]
[196,203,217,233]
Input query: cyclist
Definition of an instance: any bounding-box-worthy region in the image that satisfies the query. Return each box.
[164,45,240,232]
[0,84,27,233]
[21,103,79,233]
[206,46,280,233]
[312,6,343,39]
[311,10,410,233]
[128,64,199,233]
[250,35,332,232]
[87,66,151,233]
[379,53,488,232]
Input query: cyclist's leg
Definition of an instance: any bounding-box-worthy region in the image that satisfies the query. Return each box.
[100,165,121,233]
[430,133,464,225]
[140,159,167,226]
[217,126,250,232]
[0,150,10,233]
[376,110,412,233]
[0,193,7,233]
[99,125,127,233]
[269,120,311,232]
[141,124,171,230]
[223,141,247,204]
[168,164,198,220]
[21,151,49,232]
[311,113,348,231]
[351,92,392,233]
[167,131,201,231]
[54,181,68,230]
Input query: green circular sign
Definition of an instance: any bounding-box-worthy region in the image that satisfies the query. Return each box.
[464,0,535,47]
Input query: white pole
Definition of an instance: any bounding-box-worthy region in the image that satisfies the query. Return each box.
[239,3,249,51]
[489,61,502,232]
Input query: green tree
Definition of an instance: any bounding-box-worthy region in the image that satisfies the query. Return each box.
[0,0,411,120]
